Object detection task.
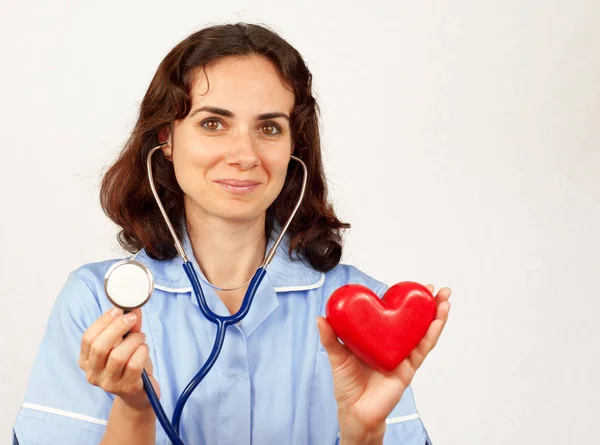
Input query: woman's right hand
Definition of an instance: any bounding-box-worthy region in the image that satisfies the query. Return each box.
[79,307,161,412]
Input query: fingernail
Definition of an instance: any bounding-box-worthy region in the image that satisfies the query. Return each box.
[124,313,137,324]
[111,307,123,318]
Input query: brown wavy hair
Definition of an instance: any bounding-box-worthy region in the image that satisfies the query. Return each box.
[100,22,349,272]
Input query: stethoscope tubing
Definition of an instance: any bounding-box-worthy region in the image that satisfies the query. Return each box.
[142,264,268,444]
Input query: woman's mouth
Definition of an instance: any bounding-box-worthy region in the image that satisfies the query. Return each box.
[213,179,261,194]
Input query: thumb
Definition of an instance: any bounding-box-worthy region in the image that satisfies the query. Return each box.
[316,317,351,369]
[147,372,161,400]
[128,308,143,333]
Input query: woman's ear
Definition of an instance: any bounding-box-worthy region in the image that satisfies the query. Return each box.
[158,126,172,161]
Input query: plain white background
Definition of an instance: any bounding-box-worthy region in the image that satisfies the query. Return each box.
[1,0,599,443]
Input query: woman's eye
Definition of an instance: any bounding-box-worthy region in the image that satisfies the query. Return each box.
[201,119,224,131]
[200,119,281,135]
[261,123,282,136]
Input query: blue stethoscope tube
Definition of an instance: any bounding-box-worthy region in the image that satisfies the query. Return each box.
[141,262,267,445]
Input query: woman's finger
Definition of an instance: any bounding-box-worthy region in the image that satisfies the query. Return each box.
[121,343,150,393]
[104,333,147,381]
[127,308,143,334]
[80,307,123,365]
[87,312,139,373]
[435,287,452,304]
[409,300,451,369]
[144,349,154,375]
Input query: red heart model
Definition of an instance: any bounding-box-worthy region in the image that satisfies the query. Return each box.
[326,281,437,374]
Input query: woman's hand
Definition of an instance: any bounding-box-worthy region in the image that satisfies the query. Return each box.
[78,307,160,413]
[317,285,451,444]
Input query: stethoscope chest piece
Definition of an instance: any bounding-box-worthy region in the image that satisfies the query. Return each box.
[104,259,154,310]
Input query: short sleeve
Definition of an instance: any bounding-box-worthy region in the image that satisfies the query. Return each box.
[13,271,112,445]
[381,385,431,444]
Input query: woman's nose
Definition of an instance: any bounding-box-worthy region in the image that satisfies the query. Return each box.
[225,131,261,170]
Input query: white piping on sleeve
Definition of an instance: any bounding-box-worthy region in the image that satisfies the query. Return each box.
[337,413,421,438]
[386,413,421,424]
[21,403,108,426]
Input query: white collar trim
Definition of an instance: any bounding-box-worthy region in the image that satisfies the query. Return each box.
[151,272,325,294]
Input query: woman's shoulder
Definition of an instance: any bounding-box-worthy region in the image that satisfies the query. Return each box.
[53,256,132,314]
[302,262,388,322]
[322,263,388,295]
[70,257,128,288]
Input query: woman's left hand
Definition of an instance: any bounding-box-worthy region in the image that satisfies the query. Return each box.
[316,284,451,445]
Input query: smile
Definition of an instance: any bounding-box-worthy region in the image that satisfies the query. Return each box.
[213,180,261,194]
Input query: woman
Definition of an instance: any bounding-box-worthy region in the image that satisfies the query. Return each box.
[13,23,451,445]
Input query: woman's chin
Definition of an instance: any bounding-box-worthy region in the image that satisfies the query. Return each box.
[186,195,271,225]
[214,205,267,225]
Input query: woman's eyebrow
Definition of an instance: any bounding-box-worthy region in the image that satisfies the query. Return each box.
[189,106,289,121]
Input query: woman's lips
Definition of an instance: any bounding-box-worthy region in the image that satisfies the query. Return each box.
[213,179,261,194]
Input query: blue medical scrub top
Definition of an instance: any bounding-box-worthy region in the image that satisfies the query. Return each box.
[13,227,432,445]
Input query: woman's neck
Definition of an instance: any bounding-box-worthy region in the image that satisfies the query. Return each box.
[184,207,267,291]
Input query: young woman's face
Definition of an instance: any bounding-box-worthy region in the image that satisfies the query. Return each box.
[167,54,295,225]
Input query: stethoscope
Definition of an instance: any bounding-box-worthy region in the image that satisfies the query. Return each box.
[103,142,308,445]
